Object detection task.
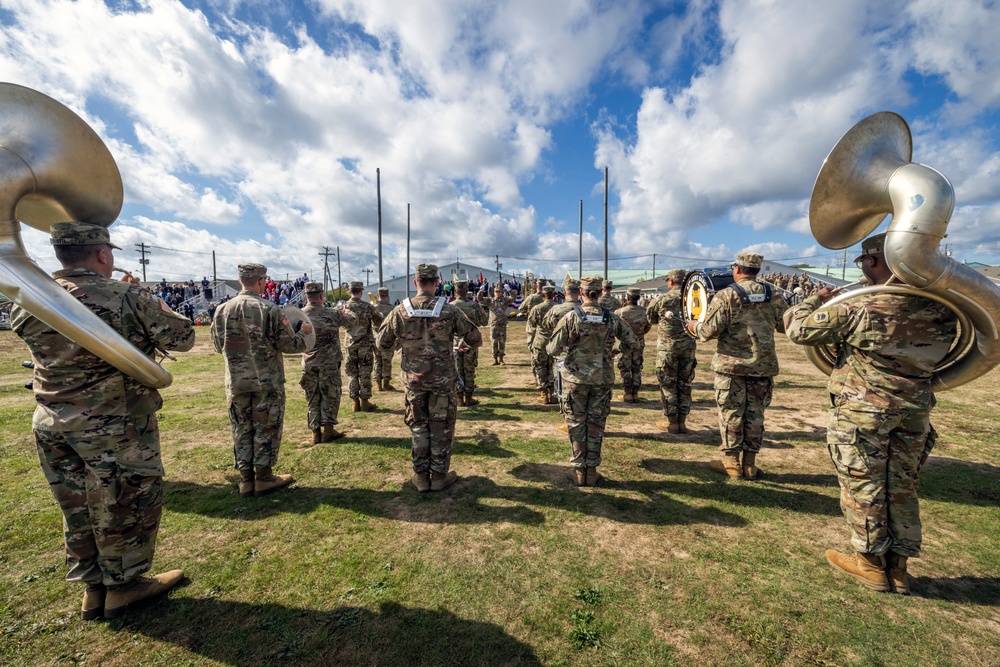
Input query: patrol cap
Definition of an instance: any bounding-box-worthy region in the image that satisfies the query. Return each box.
[377,286,389,295]
[50,222,120,249]
[535,277,545,285]
[349,281,364,290]
[734,251,763,269]
[494,283,504,292]
[238,263,267,279]
[627,287,641,297]
[853,232,886,263]
[564,279,581,292]
[304,281,324,294]
[541,285,556,295]
[454,279,469,289]
[667,269,687,282]
[415,263,438,280]
[603,280,613,289]
[581,275,604,290]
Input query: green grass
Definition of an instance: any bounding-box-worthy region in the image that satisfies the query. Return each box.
[0,325,997,666]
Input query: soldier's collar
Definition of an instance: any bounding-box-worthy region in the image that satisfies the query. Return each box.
[52,268,104,278]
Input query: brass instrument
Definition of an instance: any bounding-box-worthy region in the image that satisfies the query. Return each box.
[804,111,1000,391]
[0,83,173,388]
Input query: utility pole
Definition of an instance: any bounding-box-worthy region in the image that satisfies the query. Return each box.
[363,268,374,286]
[337,246,342,295]
[652,253,656,279]
[406,203,411,298]
[603,166,609,280]
[578,199,583,280]
[842,248,848,280]
[319,246,334,293]
[376,167,383,286]
[212,250,217,283]
[135,242,149,282]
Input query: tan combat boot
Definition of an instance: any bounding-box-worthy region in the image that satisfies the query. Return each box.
[573,468,587,486]
[312,428,323,445]
[360,397,378,412]
[238,469,255,498]
[556,422,569,433]
[457,393,466,407]
[632,390,640,402]
[352,397,361,412]
[411,471,431,493]
[825,550,890,591]
[742,451,760,481]
[254,466,294,496]
[464,392,479,407]
[383,380,397,391]
[677,415,688,434]
[709,452,742,480]
[104,570,184,619]
[886,552,910,595]
[618,392,629,402]
[537,389,548,404]
[493,355,500,365]
[586,467,602,486]
[81,583,105,621]
[656,417,680,434]
[430,470,457,491]
[376,378,383,391]
[322,424,345,442]
[499,356,506,366]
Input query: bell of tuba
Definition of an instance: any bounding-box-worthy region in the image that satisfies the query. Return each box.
[0,83,173,388]
[805,111,1000,391]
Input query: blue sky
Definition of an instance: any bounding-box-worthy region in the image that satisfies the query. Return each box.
[2,0,1000,283]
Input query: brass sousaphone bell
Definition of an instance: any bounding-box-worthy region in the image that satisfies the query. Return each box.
[805,111,1000,391]
[0,83,174,388]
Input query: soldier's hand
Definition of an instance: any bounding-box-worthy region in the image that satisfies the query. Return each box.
[815,286,838,303]
[685,320,698,335]
[301,322,314,335]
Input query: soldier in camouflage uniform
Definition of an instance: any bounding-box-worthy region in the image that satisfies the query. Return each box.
[543,279,584,427]
[301,282,356,444]
[517,278,547,345]
[452,279,489,406]
[212,263,314,498]
[648,269,697,433]
[376,264,483,492]
[526,285,558,404]
[687,252,788,481]
[599,280,622,311]
[13,222,194,621]
[483,283,513,365]
[343,281,384,411]
[372,287,397,391]
[547,276,637,486]
[614,287,651,403]
[785,233,957,594]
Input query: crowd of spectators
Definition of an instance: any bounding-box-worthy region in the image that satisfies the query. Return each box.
[760,271,835,302]
[433,277,523,299]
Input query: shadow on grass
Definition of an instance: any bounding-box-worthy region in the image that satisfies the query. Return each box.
[334,433,519,459]
[911,576,1000,606]
[119,599,543,666]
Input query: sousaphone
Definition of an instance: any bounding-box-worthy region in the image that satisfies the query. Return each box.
[804,111,1000,391]
[0,83,174,388]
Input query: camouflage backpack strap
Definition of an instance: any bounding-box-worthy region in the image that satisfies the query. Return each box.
[402,297,446,318]
[573,304,610,324]
[727,282,772,305]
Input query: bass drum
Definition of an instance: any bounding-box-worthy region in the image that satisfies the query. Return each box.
[681,270,735,335]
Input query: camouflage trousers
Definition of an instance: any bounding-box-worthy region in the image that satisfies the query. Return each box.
[616,342,645,393]
[404,389,458,474]
[229,389,285,470]
[373,347,394,382]
[456,348,478,392]
[300,364,342,429]
[346,344,375,399]
[490,322,508,358]
[531,347,554,390]
[714,374,773,453]
[657,348,697,417]
[35,415,163,587]
[828,400,935,557]
[562,380,612,469]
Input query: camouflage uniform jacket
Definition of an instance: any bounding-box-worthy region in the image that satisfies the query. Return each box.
[541,299,582,338]
[599,294,622,311]
[517,292,544,318]
[375,291,483,392]
[451,296,488,342]
[647,288,696,353]
[373,301,394,330]
[12,268,195,432]
[784,293,956,411]
[613,304,651,347]
[343,297,383,348]
[484,295,512,325]
[301,304,356,370]
[211,290,312,395]
[694,279,788,376]
[527,300,560,351]
[546,304,637,384]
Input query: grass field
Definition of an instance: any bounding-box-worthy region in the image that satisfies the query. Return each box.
[0,322,997,666]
